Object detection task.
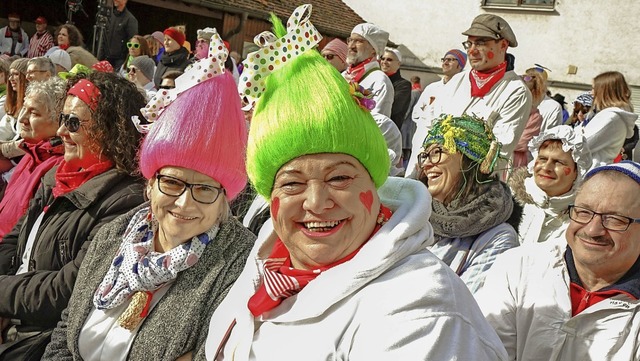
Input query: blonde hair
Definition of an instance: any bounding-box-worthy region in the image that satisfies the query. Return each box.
[593,71,633,112]
[523,69,546,107]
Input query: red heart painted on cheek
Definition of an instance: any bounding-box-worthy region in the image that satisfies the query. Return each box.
[271,197,280,219]
[359,190,373,214]
[563,167,572,176]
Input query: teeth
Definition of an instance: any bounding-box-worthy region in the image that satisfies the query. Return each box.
[304,220,340,230]
[426,173,441,180]
[170,212,196,220]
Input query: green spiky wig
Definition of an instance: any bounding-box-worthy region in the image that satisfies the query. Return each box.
[246,16,390,199]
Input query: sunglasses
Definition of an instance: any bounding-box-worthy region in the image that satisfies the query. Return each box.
[322,53,335,60]
[127,67,137,73]
[59,113,89,133]
[126,42,141,49]
[158,85,174,89]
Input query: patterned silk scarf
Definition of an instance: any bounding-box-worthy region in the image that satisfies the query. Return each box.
[247,205,392,317]
[469,61,507,98]
[93,206,219,329]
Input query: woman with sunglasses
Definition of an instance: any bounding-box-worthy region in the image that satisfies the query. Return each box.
[0,71,146,360]
[44,34,255,360]
[118,35,153,78]
[416,114,519,294]
[583,71,637,166]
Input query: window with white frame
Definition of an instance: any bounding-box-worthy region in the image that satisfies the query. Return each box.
[483,0,555,9]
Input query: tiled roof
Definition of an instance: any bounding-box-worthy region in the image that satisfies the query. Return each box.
[199,0,366,38]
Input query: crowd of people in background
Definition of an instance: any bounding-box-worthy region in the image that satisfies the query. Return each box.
[0,2,639,360]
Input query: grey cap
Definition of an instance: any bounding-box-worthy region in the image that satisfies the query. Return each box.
[131,55,155,81]
[462,14,518,47]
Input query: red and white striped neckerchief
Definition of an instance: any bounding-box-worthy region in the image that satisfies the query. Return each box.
[247,204,392,317]
[469,61,507,98]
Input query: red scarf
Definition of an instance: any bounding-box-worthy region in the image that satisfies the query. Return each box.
[0,139,64,240]
[469,62,507,98]
[344,57,376,83]
[59,44,70,51]
[52,159,114,198]
[247,205,392,317]
[4,27,22,43]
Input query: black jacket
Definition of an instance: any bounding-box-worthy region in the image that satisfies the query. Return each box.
[0,166,144,358]
[103,6,138,64]
[154,47,192,87]
[388,70,412,130]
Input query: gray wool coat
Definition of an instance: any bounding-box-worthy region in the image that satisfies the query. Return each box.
[42,202,256,361]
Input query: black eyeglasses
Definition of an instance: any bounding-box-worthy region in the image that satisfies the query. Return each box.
[462,38,499,51]
[126,42,141,49]
[59,113,89,133]
[568,205,640,232]
[417,147,446,166]
[156,173,225,204]
[322,53,335,60]
[158,85,174,89]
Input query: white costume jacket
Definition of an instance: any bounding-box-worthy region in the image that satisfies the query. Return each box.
[581,107,637,167]
[477,241,640,361]
[406,70,532,178]
[343,62,394,118]
[205,177,508,361]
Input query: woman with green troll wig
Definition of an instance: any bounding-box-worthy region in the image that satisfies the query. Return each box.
[204,5,507,360]
[415,113,519,294]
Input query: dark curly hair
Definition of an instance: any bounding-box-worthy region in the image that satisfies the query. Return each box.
[65,71,145,174]
[55,24,84,47]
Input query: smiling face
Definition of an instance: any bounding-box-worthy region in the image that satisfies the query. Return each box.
[26,63,51,82]
[533,140,578,197]
[164,35,181,53]
[441,55,461,78]
[419,145,464,204]
[346,34,376,66]
[8,69,20,90]
[35,22,47,33]
[57,96,103,169]
[19,93,58,143]
[148,166,224,251]
[271,153,379,270]
[379,51,400,74]
[566,173,640,284]
[466,36,507,72]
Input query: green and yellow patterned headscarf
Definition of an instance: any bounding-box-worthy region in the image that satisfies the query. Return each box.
[422,114,502,174]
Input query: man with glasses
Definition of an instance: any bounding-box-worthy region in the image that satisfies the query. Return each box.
[0,13,29,57]
[26,57,55,82]
[406,49,467,175]
[342,23,394,118]
[380,47,411,130]
[409,15,531,178]
[321,38,348,73]
[478,161,640,360]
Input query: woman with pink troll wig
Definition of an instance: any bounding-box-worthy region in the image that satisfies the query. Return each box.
[44,30,256,360]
